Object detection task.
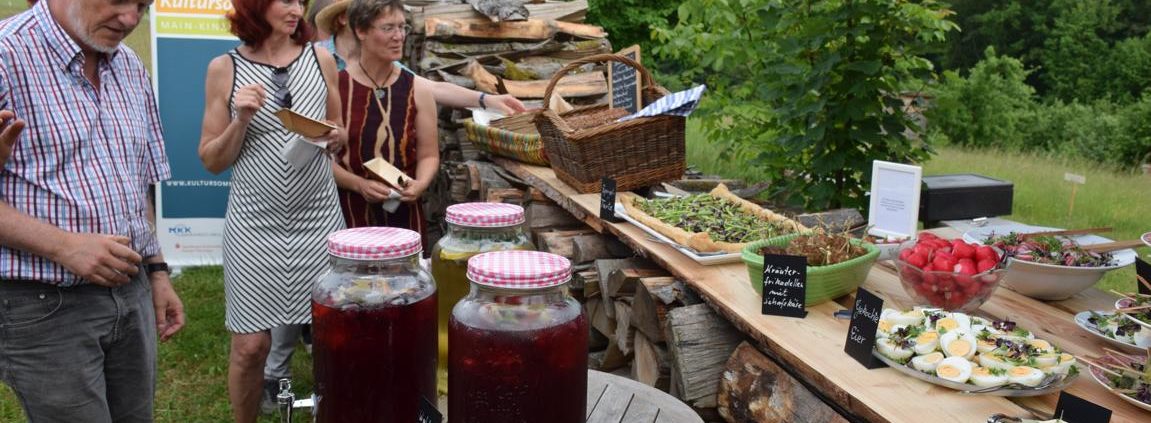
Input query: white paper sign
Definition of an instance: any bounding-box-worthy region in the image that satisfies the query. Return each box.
[867,160,922,239]
[1064,172,1086,184]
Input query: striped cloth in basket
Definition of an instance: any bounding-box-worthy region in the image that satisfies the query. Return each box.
[463,119,549,166]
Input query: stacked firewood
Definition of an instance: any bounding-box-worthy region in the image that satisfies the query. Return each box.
[405,0,611,245]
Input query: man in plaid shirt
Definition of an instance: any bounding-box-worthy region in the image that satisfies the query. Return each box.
[0,1,184,422]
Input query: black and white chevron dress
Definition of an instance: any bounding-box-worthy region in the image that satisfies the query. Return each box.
[222,44,344,334]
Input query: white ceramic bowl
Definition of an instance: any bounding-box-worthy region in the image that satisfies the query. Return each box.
[964,224,1136,301]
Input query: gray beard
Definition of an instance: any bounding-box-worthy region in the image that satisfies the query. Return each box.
[65,3,120,54]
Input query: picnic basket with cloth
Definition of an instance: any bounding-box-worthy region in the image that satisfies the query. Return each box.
[533,54,686,193]
[463,114,549,166]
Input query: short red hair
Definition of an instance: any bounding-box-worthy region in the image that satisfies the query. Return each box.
[227,0,314,48]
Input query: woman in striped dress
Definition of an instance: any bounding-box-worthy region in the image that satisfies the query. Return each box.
[197,1,345,421]
[332,0,439,247]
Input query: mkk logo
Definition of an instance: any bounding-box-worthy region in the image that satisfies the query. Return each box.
[168,225,193,235]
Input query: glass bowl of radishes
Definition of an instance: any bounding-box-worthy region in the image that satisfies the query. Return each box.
[895,233,1006,312]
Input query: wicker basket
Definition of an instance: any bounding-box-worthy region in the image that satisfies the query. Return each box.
[533,54,686,193]
[462,119,549,166]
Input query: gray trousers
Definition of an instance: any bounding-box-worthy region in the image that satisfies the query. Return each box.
[0,273,156,423]
[265,324,303,380]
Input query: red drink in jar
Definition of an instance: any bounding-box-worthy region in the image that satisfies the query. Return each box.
[448,251,588,423]
[313,227,438,422]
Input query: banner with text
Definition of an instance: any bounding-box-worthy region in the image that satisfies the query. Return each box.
[153,2,236,267]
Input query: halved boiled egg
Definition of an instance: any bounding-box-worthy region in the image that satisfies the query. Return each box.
[1006,366,1046,387]
[1027,339,1054,354]
[969,367,1008,388]
[912,331,940,355]
[978,353,1014,372]
[935,313,972,333]
[911,352,945,373]
[940,331,977,359]
[1034,352,1060,369]
[876,320,905,339]
[883,308,925,327]
[935,356,973,383]
[876,338,914,361]
[1053,353,1076,375]
[975,332,999,354]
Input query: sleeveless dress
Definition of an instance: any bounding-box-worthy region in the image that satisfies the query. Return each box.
[336,67,427,244]
[222,44,345,333]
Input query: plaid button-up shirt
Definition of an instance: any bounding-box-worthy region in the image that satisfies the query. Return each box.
[0,1,171,286]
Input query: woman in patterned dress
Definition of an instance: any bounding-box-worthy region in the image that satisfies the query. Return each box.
[332,0,438,245]
[197,0,346,421]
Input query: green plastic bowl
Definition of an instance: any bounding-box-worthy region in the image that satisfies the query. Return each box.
[741,233,880,306]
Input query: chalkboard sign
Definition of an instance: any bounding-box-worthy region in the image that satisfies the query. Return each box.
[1137,257,1151,296]
[608,45,642,114]
[844,288,886,369]
[418,396,442,423]
[761,254,808,318]
[600,176,622,223]
[1054,391,1111,423]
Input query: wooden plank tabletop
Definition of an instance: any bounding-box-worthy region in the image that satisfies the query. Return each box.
[493,158,1149,423]
[587,370,703,423]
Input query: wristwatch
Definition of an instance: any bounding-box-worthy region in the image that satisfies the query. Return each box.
[146,262,171,275]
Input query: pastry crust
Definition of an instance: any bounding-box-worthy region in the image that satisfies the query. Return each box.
[620,184,809,253]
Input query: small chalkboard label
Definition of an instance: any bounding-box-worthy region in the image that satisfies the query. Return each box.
[608,45,642,114]
[1054,391,1111,423]
[600,176,621,222]
[418,396,442,423]
[761,254,808,318]
[1137,257,1151,296]
[845,288,886,369]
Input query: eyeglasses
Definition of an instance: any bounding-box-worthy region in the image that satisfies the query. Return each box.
[271,67,293,109]
[375,24,412,36]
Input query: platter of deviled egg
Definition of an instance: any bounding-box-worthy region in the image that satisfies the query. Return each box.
[873,307,1078,396]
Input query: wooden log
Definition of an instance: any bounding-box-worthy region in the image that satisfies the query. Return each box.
[590,338,629,372]
[425,17,606,41]
[612,298,635,356]
[631,276,676,342]
[586,297,615,339]
[594,258,658,318]
[588,320,609,352]
[458,160,514,201]
[528,203,583,231]
[462,60,607,99]
[632,331,670,391]
[720,342,849,423]
[538,228,597,260]
[411,0,589,31]
[575,269,598,295]
[606,268,667,299]
[485,187,527,204]
[665,304,744,409]
[572,234,631,263]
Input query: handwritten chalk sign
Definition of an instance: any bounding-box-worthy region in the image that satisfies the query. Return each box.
[761,254,808,318]
[600,176,622,223]
[608,45,642,114]
[1054,391,1111,423]
[845,288,886,369]
[1137,257,1151,296]
[418,396,442,423]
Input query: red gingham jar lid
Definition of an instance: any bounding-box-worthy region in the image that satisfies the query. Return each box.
[327,227,422,260]
[467,251,571,289]
[445,202,525,227]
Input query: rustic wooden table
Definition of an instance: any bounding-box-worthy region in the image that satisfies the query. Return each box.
[588,370,704,423]
[493,158,1149,423]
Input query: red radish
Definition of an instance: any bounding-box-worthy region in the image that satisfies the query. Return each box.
[952,240,976,260]
[906,253,928,269]
[899,248,915,261]
[976,258,997,273]
[954,258,977,275]
[975,245,998,262]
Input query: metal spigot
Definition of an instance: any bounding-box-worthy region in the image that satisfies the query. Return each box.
[277,378,294,423]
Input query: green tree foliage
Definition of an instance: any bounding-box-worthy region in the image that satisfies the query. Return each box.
[941,0,1151,103]
[928,49,1151,169]
[586,0,677,55]
[654,0,957,210]
[927,48,1036,148]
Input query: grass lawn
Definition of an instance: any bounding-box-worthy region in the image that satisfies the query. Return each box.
[686,120,1151,293]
